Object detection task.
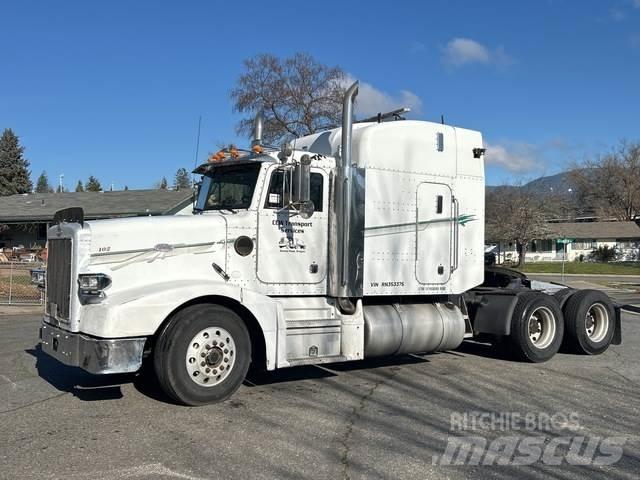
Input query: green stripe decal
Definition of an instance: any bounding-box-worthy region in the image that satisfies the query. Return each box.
[365,213,478,232]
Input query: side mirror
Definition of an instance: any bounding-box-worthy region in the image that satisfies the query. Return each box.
[292,155,314,219]
[292,155,311,203]
[194,177,210,212]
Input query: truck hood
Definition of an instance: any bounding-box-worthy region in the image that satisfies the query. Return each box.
[87,214,227,257]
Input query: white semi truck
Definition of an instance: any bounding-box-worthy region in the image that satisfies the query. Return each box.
[39,82,620,405]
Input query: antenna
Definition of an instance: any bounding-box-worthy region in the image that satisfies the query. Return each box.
[193,116,202,169]
[192,116,202,187]
[441,115,445,125]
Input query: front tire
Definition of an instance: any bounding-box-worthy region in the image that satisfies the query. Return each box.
[508,292,564,362]
[154,304,251,406]
[563,289,615,355]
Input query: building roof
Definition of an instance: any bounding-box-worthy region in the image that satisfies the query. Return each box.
[0,190,193,222]
[544,221,640,240]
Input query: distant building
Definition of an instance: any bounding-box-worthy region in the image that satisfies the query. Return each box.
[489,221,640,263]
[0,190,193,250]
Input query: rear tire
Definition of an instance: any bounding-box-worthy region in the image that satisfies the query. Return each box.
[552,287,576,309]
[508,292,564,362]
[563,289,615,355]
[154,304,251,406]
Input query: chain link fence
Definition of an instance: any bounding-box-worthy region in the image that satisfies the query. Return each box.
[0,262,45,305]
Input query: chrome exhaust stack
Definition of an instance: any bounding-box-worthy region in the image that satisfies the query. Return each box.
[329,81,365,302]
[252,111,264,147]
[340,81,359,170]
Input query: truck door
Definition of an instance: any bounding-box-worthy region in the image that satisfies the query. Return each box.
[416,182,453,284]
[256,165,328,285]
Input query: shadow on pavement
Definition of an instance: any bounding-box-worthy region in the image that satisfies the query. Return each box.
[25,344,174,403]
[27,342,437,402]
[26,336,609,403]
[245,354,429,386]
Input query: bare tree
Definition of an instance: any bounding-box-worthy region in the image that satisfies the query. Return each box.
[486,184,560,267]
[230,53,347,145]
[570,140,640,221]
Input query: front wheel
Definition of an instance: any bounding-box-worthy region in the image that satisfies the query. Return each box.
[508,292,564,362]
[154,304,251,406]
[563,289,615,355]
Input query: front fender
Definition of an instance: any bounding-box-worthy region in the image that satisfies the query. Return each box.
[79,279,280,370]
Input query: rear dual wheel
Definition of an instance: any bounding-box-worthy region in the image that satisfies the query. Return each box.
[508,292,564,362]
[562,289,615,355]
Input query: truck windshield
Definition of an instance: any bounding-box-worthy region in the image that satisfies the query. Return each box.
[195,163,262,211]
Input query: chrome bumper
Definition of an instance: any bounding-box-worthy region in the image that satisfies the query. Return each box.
[40,321,146,374]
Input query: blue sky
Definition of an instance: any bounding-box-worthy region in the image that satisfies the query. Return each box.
[1,0,639,189]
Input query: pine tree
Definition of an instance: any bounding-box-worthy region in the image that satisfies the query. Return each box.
[36,171,54,193]
[159,177,168,190]
[75,180,84,192]
[174,168,191,190]
[124,185,129,191]
[85,176,102,192]
[0,128,33,195]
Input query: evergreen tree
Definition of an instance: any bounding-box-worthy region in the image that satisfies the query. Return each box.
[85,175,102,192]
[174,168,191,190]
[124,185,129,191]
[75,180,84,192]
[0,128,33,195]
[36,171,54,193]
[159,177,168,190]
[56,184,65,193]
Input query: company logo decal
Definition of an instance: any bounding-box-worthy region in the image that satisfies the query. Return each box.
[457,214,478,226]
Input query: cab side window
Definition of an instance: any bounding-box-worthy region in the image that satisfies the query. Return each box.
[264,170,324,212]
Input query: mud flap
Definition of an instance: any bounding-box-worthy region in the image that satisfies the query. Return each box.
[471,291,521,336]
[612,306,622,345]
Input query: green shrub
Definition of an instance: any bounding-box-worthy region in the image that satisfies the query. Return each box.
[590,245,618,263]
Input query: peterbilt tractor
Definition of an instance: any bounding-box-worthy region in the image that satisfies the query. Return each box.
[39,82,621,405]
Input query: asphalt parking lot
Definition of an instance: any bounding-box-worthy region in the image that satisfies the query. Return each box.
[1,309,639,480]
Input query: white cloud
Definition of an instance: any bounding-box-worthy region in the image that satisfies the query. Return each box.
[443,38,490,65]
[442,37,513,68]
[343,75,423,118]
[485,142,540,173]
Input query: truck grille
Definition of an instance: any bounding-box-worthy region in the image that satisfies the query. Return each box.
[46,238,72,320]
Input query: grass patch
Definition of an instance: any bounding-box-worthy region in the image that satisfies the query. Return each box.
[515,262,640,275]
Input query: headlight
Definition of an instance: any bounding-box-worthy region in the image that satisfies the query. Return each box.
[78,273,111,297]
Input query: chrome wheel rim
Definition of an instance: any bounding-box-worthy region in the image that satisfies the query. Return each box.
[585,303,609,343]
[528,306,556,349]
[185,327,236,387]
